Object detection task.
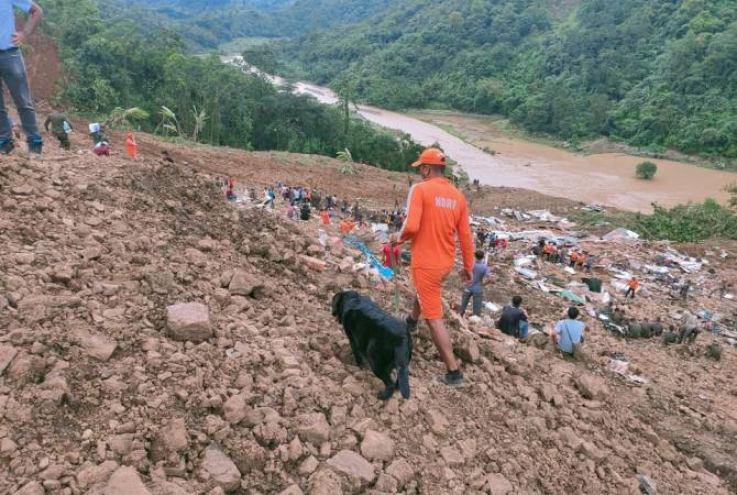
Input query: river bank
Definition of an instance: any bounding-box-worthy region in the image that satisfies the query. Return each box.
[223,55,735,213]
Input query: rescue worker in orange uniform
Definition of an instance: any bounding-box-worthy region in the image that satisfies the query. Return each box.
[400,148,474,387]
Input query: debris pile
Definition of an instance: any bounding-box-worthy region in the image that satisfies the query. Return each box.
[1,135,735,494]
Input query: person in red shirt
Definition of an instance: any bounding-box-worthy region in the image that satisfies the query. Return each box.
[320,209,331,226]
[400,148,474,387]
[382,234,402,269]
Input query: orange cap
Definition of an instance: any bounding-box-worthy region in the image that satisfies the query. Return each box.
[412,148,446,167]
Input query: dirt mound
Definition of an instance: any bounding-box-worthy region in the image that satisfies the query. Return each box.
[1,131,736,494]
[24,31,62,103]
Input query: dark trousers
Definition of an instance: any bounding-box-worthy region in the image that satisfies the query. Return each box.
[625,287,635,298]
[0,49,40,143]
[460,289,483,317]
[54,132,70,150]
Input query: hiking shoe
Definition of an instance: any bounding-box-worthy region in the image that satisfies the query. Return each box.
[405,316,418,334]
[0,140,14,155]
[439,370,464,387]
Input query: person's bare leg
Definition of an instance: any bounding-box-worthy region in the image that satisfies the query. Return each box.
[426,318,458,371]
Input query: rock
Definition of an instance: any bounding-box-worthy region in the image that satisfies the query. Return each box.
[299,255,327,272]
[656,439,678,462]
[166,303,212,342]
[90,466,152,495]
[0,344,18,375]
[76,330,117,362]
[326,450,375,482]
[558,427,583,451]
[152,418,189,461]
[297,413,331,446]
[77,460,120,489]
[375,473,399,493]
[386,459,414,488]
[0,437,17,456]
[108,434,134,455]
[360,430,395,462]
[148,481,192,495]
[457,336,481,364]
[581,441,606,463]
[575,374,608,400]
[231,440,266,474]
[299,456,319,476]
[223,394,249,424]
[486,474,513,495]
[309,469,344,495]
[440,446,464,467]
[201,447,241,493]
[686,456,704,471]
[426,409,449,436]
[277,485,304,495]
[13,481,44,495]
[228,271,263,297]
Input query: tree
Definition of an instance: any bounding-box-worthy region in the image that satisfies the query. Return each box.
[636,161,658,179]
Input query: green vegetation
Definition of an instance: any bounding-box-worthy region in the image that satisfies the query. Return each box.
[636,161,658,180]
[633,200,737,242]
[42,0,424,172]
[277,0,737,160]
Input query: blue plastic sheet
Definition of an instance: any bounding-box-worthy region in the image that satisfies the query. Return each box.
[343,235,394,280]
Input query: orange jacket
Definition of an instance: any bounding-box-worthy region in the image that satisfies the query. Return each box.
[570,252,579,262]
[399,176,474,272]
[628,279,640,289]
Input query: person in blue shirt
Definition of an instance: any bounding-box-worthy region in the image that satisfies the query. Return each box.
[0,0,43,155]
[553,307,587,355]
[459,250,491,318]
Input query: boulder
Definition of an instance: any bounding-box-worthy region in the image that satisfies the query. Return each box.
[360,430,395,462]
[309,469,343,495]
[486,474,513,495]
[297,413,331,446]
[574,374,608,400]
[439,446,464,467]
[13,481,44,495]
[228,271,263,297]
[75,330,117,362]
[89,466,151,495]
[326,450,375,482]
[0,344,18,375]
[77,460,119,489]
[386,459,414,489]
[223,394,249,424]
[277,485,304,495]
[201,447,241,493]
[166,303,212,342]
[152,418,189,461]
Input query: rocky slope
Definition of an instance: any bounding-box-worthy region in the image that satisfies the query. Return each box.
[1,133,735,495]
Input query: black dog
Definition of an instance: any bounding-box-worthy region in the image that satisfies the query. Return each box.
[332,291,412,400]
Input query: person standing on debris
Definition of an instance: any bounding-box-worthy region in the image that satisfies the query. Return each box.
[680,278,692,302]
[0,0,43,155]
[400,148,474,387]
[125,132,137,159]
[496,295,529,339]
[569,250,580,268]
[320,208,331,226]
[44,107,72,150]
[553,307,587,356]
[625,277,639,299]
[382,234,402,270]
[678,312,701,344]
[459,250,490,319]
[299,202,310,221]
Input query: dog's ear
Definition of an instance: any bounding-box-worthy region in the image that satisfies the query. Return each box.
[394,339,410,399]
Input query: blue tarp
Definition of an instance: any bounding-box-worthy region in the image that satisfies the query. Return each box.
[344,235,394,280]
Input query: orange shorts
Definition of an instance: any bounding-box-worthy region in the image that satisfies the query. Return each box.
[411,267,451,320]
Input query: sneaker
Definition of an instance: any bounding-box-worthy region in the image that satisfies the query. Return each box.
[0,140,14,155]
[439,370,464,387]
[28,138,43,156]
[405,316,418,334]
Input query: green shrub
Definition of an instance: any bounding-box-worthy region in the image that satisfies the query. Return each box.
[633,199,737,241]
[706,343,722,361]
[636,161,658,179]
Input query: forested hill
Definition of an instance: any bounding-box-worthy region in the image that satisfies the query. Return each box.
[279,0,737,159]
[101,0,391,50]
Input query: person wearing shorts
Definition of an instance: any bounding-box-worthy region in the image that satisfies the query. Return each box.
[399,148,474,386]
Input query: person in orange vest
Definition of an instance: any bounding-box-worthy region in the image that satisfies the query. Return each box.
[339,218,355,234]
[569,250,580,268]
[626,277,639,299]
[400,148,474,387]
[543,242,553,261]
[320,209,331,226]
[125,133,137,159]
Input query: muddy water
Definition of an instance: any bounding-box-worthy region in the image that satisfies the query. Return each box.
[224,56,734,212]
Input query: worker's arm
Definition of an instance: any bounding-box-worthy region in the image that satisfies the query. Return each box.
[456,197,475,273]
[13,1,43,46]
[399,185,422,243]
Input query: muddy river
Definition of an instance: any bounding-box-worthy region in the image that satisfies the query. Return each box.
[224,55,734,213]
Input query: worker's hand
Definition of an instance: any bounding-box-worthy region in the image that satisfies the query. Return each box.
[12,31,28,46]
[459,268,472,285]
